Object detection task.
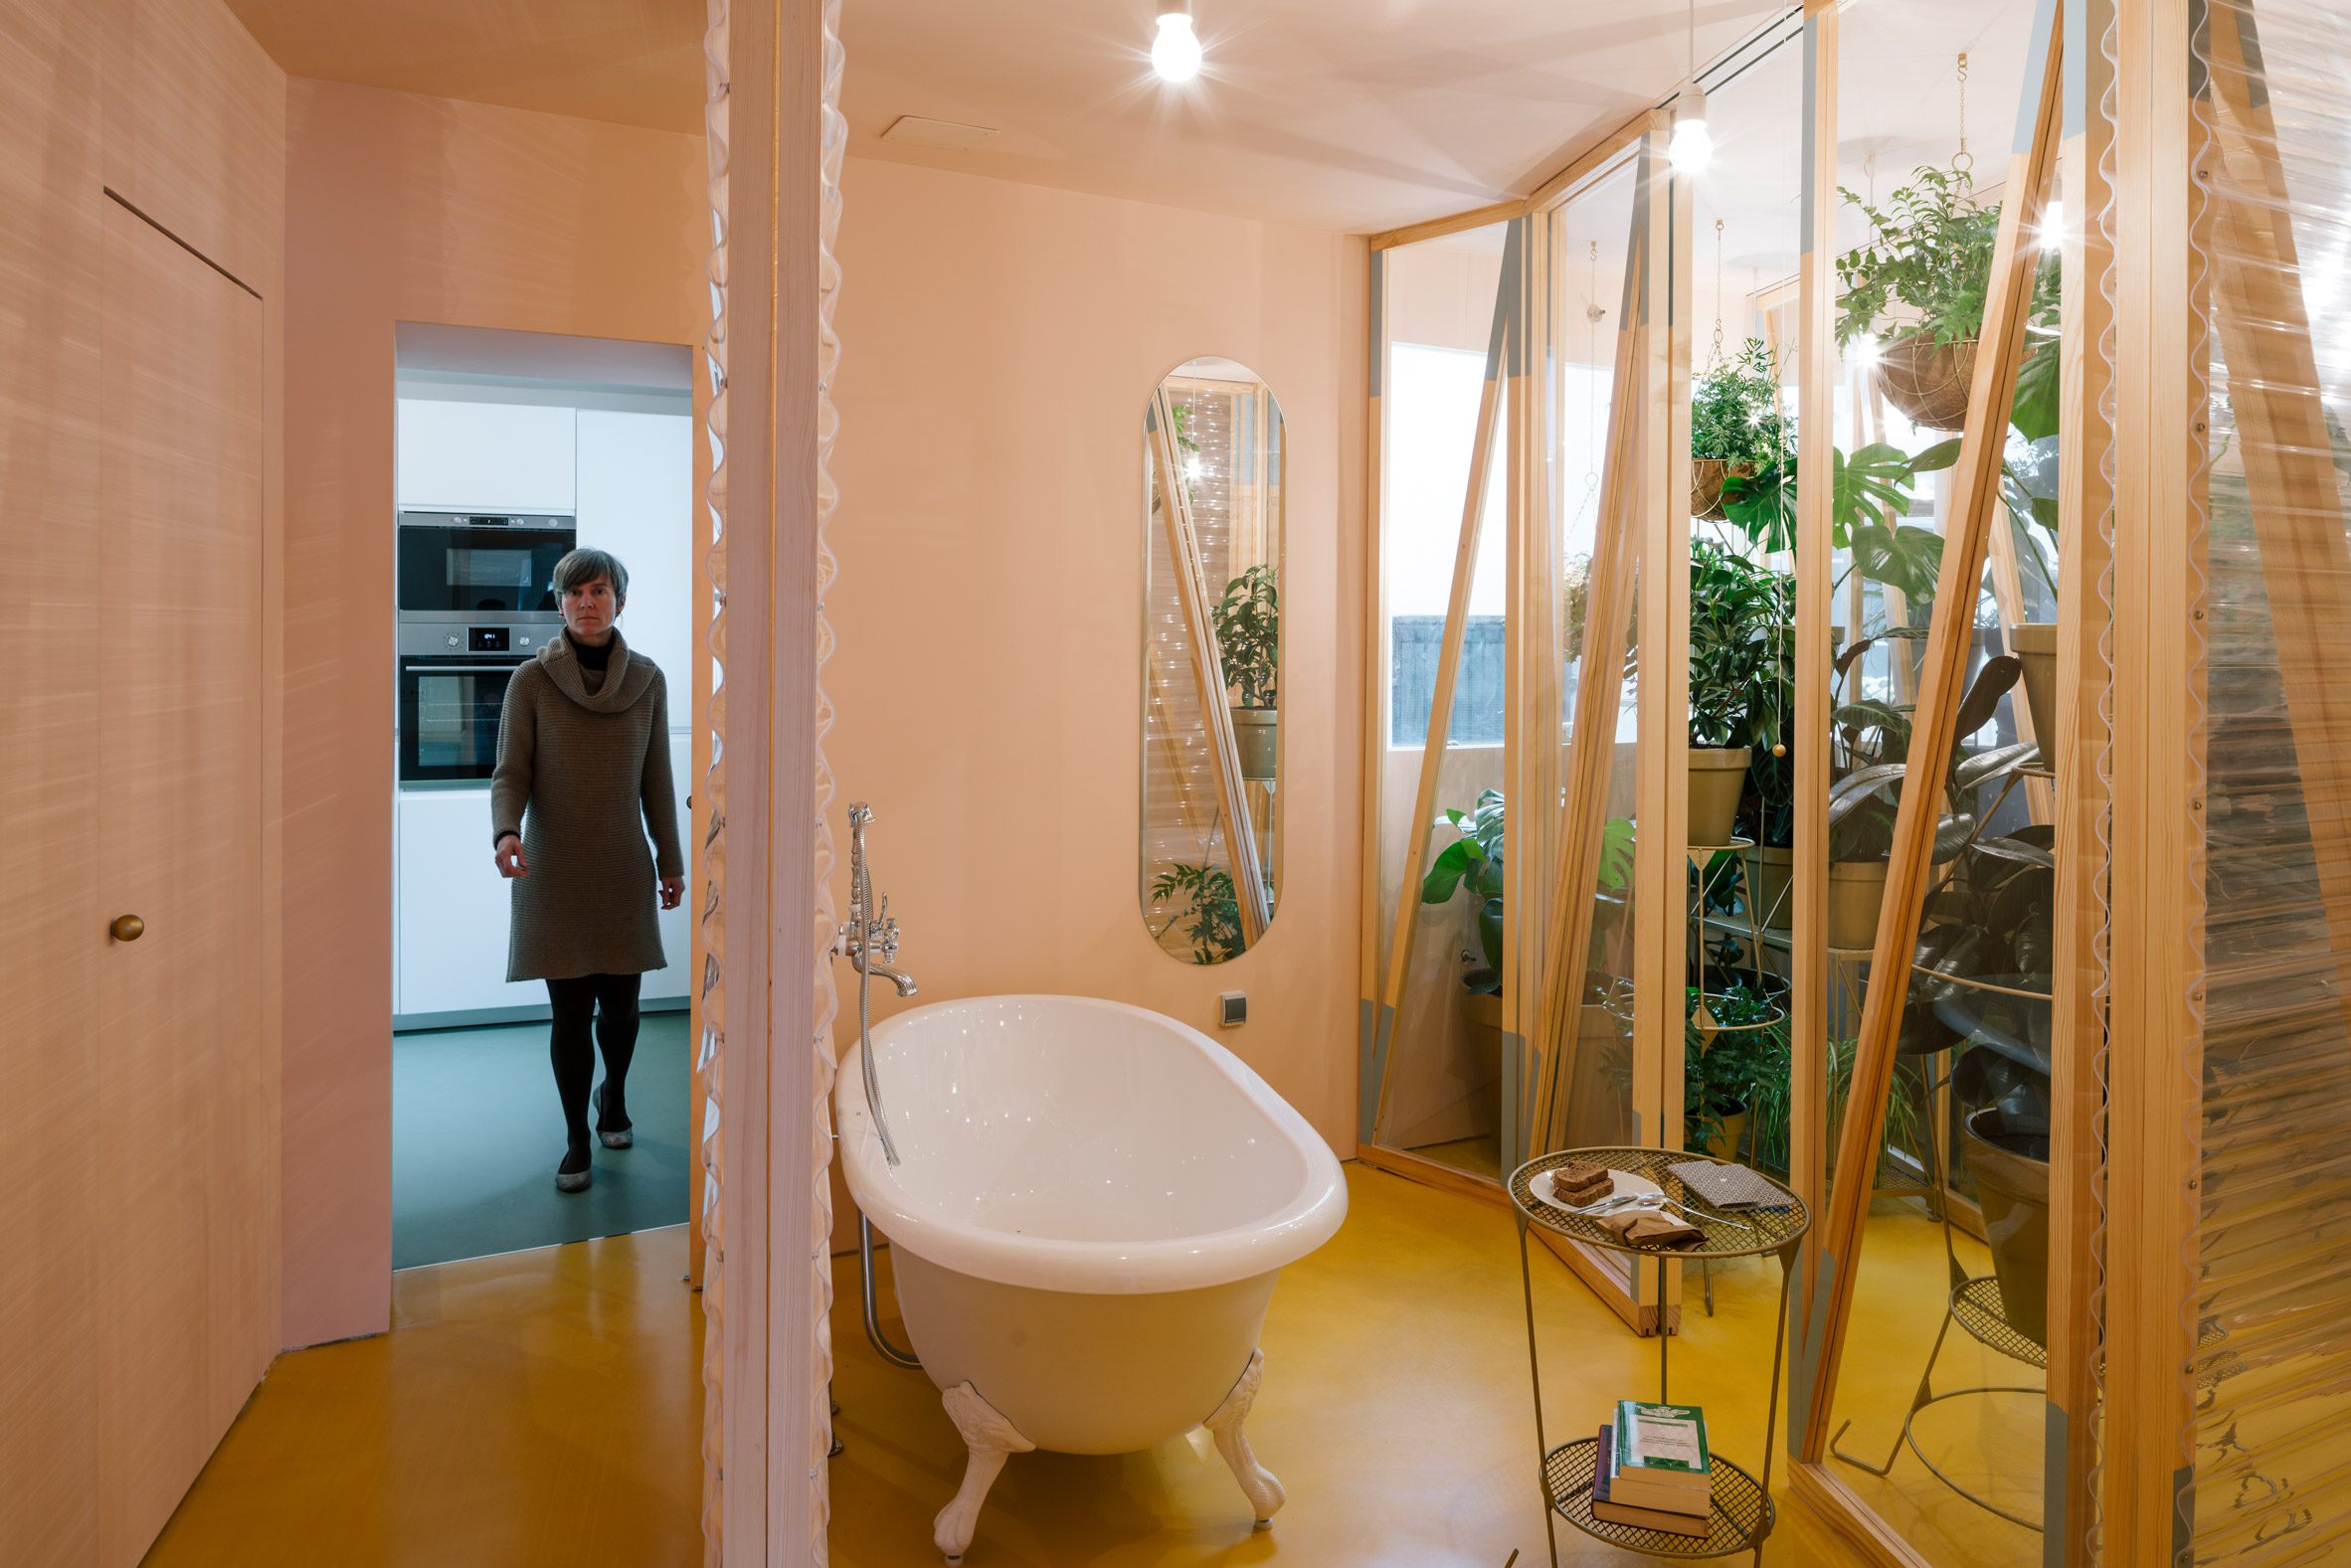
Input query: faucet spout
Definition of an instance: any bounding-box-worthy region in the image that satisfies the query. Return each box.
[861,959,919,998]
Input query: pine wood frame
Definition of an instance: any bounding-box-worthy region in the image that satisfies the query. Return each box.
[1147,384,1272,942]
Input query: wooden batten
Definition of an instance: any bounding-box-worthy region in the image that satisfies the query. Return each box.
[1367,198,1527,253]
[1798,0,2065,1464]
[1359,250,1389,1139]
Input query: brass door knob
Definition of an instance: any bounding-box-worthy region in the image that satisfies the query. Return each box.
[110,915,145,943]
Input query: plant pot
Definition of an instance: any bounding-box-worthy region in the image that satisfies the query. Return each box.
[1828,859,1889,953]
[1691,458,1753,521]
[1876,335,1978,433]
[1960,1105,2051,1347]
[1740,844,1794,931]
[2008,622,2059,758]
[1687,746,1753,849]
[1705,1106,1750,1163]
[1231,706,1278,782]
[1462,988,1505,1054]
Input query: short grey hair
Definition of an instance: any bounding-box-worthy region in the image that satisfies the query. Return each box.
[552,547,629,601]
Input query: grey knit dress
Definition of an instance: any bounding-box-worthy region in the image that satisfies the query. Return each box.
[489,629,685,982]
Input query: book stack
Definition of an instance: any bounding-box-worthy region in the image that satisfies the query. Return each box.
[1590,1400,1713,1537]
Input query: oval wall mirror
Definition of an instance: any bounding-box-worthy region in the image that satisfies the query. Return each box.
[1140,357,1285,964]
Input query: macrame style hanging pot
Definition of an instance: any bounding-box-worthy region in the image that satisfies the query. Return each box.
[1875,52,1980,434]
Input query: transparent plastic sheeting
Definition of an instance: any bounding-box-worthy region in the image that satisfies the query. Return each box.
[2185,1,2351,1560]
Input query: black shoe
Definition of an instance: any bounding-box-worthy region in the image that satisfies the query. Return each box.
[594,1083,633,1149]
[557,1145,593,1193]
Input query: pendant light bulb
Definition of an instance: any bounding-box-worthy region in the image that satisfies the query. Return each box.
[1669,81,1712,175]
[1152,5,1202,83]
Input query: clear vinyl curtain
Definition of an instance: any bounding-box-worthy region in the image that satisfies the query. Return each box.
[2179,0,2351,1560]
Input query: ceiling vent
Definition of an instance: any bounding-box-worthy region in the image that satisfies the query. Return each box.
[880,115,998,152]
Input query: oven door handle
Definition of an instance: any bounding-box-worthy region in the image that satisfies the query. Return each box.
[401,663,528,675]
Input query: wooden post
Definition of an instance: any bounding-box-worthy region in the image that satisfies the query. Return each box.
[2042,0,2115,1558]
[1798,0,2065,1463]
[1788,0,1838,1447]
[1149,387,1270,942]
[1359,249,1389,1140]
[1368,221,1521,1139]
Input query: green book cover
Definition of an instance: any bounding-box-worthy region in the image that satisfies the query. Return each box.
[1612,1400,1711,1480]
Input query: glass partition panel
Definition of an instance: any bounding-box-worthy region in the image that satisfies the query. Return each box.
[1813,1,2064,1558]
[1370,222,1514,1179]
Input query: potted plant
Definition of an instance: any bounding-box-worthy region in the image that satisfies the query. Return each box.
[1214,563,1279,782]
[1420,790,1634,1049]
[1149,860,1241,964]
[1683,982,1782,1159]
[1691,338,1790,520]
[1835,165,2061,434]
[1686,540,1790,847]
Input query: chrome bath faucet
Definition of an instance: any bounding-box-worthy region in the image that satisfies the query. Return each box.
[835,802,915,1165]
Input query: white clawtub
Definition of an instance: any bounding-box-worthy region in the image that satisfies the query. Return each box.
[835,993,1348,1561]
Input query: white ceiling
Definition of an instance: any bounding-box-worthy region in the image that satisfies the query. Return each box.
[841,0,1787,234]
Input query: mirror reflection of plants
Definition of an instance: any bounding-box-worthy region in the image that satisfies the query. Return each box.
[1150,861,1241,964]
[1213,564,1279,709]
[1683,983,1782,1155]
[1692,338,1791,468]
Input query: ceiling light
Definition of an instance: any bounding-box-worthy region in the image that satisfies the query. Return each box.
[1669,81,1713,174]
[2038,198,2067,252]
[1153,3,1202,84]
[1853,332,1884,369]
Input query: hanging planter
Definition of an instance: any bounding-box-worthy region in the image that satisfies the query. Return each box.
[1231,707,1278,781]
[1875,335,1978,433]
[2008,621,2059,758]
[1691,458,1755,521]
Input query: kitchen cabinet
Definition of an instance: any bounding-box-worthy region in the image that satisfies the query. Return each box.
[396,733,692,1020]
[576,408,694,687]
[396,398,576,512]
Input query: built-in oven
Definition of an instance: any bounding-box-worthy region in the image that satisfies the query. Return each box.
[397,622,553,784]
[397,509,576,622]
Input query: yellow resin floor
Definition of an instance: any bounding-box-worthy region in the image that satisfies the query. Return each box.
[143,1168,2036,1567]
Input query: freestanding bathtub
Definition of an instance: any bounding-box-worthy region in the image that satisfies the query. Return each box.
[836,993,1348,1561]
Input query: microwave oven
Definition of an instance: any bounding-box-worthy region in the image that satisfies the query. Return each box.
[397,509,575,623]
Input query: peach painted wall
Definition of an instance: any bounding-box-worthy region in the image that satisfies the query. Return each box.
[822,158,1368,1247]
[279,78,704,1348]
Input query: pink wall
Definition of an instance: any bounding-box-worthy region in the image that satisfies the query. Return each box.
[822,159,1368,1242]
[278,78,704,1347]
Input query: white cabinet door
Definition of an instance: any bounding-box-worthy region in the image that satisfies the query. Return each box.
[397,399,577,512]
[397,788,544,1017]
[575,409,692,688]
[644,730,694,1001]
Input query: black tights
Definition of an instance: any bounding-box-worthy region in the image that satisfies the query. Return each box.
[546,972,641,1154]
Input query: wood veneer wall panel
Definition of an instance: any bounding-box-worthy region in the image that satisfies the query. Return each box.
[97,0,281,293]
[0,2,106,1560]
[93,199,271,1566]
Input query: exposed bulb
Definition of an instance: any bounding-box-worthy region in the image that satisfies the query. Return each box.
[1853,331,1885,369]
[1152,11,1202,83]
[1668,82,1712,174]
[1183,452,1204,481]
[2038,199,2067,252]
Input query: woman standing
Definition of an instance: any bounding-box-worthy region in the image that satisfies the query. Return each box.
[491,548,685,1192]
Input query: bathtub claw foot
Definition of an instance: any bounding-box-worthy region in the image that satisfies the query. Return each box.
[1204,1348,1285,1524]
[935,1381,1033,1562]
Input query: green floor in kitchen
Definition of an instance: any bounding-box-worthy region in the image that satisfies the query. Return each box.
[392,1011,692,1269]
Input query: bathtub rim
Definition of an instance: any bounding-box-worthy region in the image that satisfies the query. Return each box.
[834,992,1348,1296]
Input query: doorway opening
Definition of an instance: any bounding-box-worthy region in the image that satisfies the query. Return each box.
[389,322,698,1270]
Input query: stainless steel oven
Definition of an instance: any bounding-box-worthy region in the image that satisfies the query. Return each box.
[397,622,553,784]
[397,509,576,622]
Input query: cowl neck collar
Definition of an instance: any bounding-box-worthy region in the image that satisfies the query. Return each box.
[539,628,653,713]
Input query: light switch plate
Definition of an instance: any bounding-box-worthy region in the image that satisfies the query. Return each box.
[1217,991,1247,1028]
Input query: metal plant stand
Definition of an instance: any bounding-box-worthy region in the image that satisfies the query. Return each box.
[1512,1147,1810,1567]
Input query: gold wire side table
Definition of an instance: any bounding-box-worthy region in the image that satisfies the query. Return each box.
[1511,1147,1810,1567]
